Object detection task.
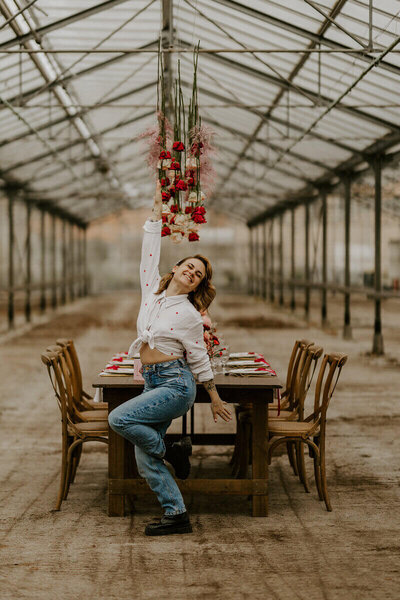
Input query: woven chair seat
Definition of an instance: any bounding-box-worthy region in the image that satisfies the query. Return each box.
[69,421,109,435]
[268,419,316,436]
[78,409,108,422]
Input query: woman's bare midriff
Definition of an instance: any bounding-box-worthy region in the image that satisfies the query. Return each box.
[140,342,180,365]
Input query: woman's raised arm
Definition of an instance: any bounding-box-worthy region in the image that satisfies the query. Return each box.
[150,180,162,221]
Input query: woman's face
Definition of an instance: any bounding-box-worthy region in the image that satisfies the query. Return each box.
[172,258,206,292]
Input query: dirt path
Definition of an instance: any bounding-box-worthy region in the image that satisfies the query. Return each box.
[0,291,399,600]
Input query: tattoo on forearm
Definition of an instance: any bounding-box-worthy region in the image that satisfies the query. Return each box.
[203,379,216,392]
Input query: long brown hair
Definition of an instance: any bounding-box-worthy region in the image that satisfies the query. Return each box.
[155,254,216,312]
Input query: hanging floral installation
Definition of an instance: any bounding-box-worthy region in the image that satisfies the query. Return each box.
[140,44,215,243]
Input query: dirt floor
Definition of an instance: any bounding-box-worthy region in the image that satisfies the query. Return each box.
[0,290,399,600]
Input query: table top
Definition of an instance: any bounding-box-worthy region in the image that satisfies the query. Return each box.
[93,373,282,390]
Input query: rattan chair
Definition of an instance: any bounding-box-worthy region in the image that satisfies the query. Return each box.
[47,344,108,423]
[41,349,108,511]
[234,344,323,481]
[230,339,313,476]
[56,338,108,410]
[267,352,348,511]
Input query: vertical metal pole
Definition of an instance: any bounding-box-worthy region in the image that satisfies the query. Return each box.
[83,225,88,297]
[372,155,384,354]
[321,189,328,327]
[61,219,67,304]
[69,222,75,301]
[262,221,267,300]
[290,207,296,311]
[40,210,46,313]
[269,219,275,303]
[24,201,31,323]
[7,190,15,329]
[248,226,254,295]
[255,226,260,297]
[304,202,310,319]
[279,213,284,306]
[51,214,57,309]
[77,226,82,297]
[343,175,352,339]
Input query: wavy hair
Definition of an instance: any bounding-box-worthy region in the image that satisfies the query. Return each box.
[155,254,216,312]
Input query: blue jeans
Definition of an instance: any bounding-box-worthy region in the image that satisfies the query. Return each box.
[108,359,196,515]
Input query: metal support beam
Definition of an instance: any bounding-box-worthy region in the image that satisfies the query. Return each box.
[262,221,267,300]
[321,189,328,327]
[69,223,75,302]
[269,220,275,303]
[40,209,46,313]
[25,200,31,323]
[372,155,384,354]
[279,213,284,306]
[162,0,174,118]
[7,190,15,329]
[304,202,310,319]
[255,226,260,297]
[290,207,296,311]
[51,214,57,309]
[248,227,254,295]
[61,219,67,305]
[83,226,89,296]
[343,175,352,339]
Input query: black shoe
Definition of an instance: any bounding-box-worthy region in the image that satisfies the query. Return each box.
[164,442,191,480]
[145,512,192,536]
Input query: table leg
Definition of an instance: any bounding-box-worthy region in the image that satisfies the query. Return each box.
[106,390,125,517]
[252,393,269,516]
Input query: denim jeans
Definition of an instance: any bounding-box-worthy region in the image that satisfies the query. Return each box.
[108,359,196,515]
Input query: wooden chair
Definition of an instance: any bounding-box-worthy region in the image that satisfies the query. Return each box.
[41,349,108,511]
[230,339,313,475]
[267,352,348,511]
[56,338,108,410]
[234,344,323,480]
[47,344,108,423]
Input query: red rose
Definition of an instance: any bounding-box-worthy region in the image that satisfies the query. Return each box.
[161,191,171,202]
[173,141,185,152]
[187,177,194,186]
[162,215,168,223]
[185,169,195,178]
[170,204,179,213]
[159,150,172,160]
[193,205,206,215]
[160,177,170,187]
[185,206,193,214]
[169,215,176,225]
[169,185,176,198]
[191,142,203,156]
[175,179,187,191]
[189,232,199,242]
[170,160,180,170]
[161,225,171,237]
[192,213,207,224]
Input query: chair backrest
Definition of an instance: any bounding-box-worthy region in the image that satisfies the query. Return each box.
[307,352,348,435]
[285,339,314,407]
[41,350,69,430]
[292,344,324,417]
[56,338,84,397]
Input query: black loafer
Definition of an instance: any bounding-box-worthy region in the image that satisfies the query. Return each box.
[145,512,193,536]
[164,442,191,480]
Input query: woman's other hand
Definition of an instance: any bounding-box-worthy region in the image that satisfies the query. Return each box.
[211,397,232,423]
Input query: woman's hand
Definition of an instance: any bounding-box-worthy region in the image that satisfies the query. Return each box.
[211,396,232,423]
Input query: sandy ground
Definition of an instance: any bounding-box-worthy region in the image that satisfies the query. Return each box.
[0,290,399,600]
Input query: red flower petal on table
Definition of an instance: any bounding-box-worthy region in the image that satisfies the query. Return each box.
[188,232,199,242]
[114,357,123,362]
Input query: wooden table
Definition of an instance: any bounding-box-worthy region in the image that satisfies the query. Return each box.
[93,374,282,518]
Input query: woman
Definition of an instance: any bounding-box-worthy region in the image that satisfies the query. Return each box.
[108,181,231,536]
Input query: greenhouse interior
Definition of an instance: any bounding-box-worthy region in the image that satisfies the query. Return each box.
[0,1,399,599]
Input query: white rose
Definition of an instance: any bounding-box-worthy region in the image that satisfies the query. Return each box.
[186,157,197,169]
[174,213,188,226]
[171,232,183,244]
[162,203,170,214]
[163,159,172,169]
[188,191,198,203]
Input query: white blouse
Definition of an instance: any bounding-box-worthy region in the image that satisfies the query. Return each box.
[128,219,214,382]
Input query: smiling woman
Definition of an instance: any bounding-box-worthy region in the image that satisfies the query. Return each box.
[108,181,231,537]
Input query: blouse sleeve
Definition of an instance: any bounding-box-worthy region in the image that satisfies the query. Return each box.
[182,314,213,382]
[140,219,162,295]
